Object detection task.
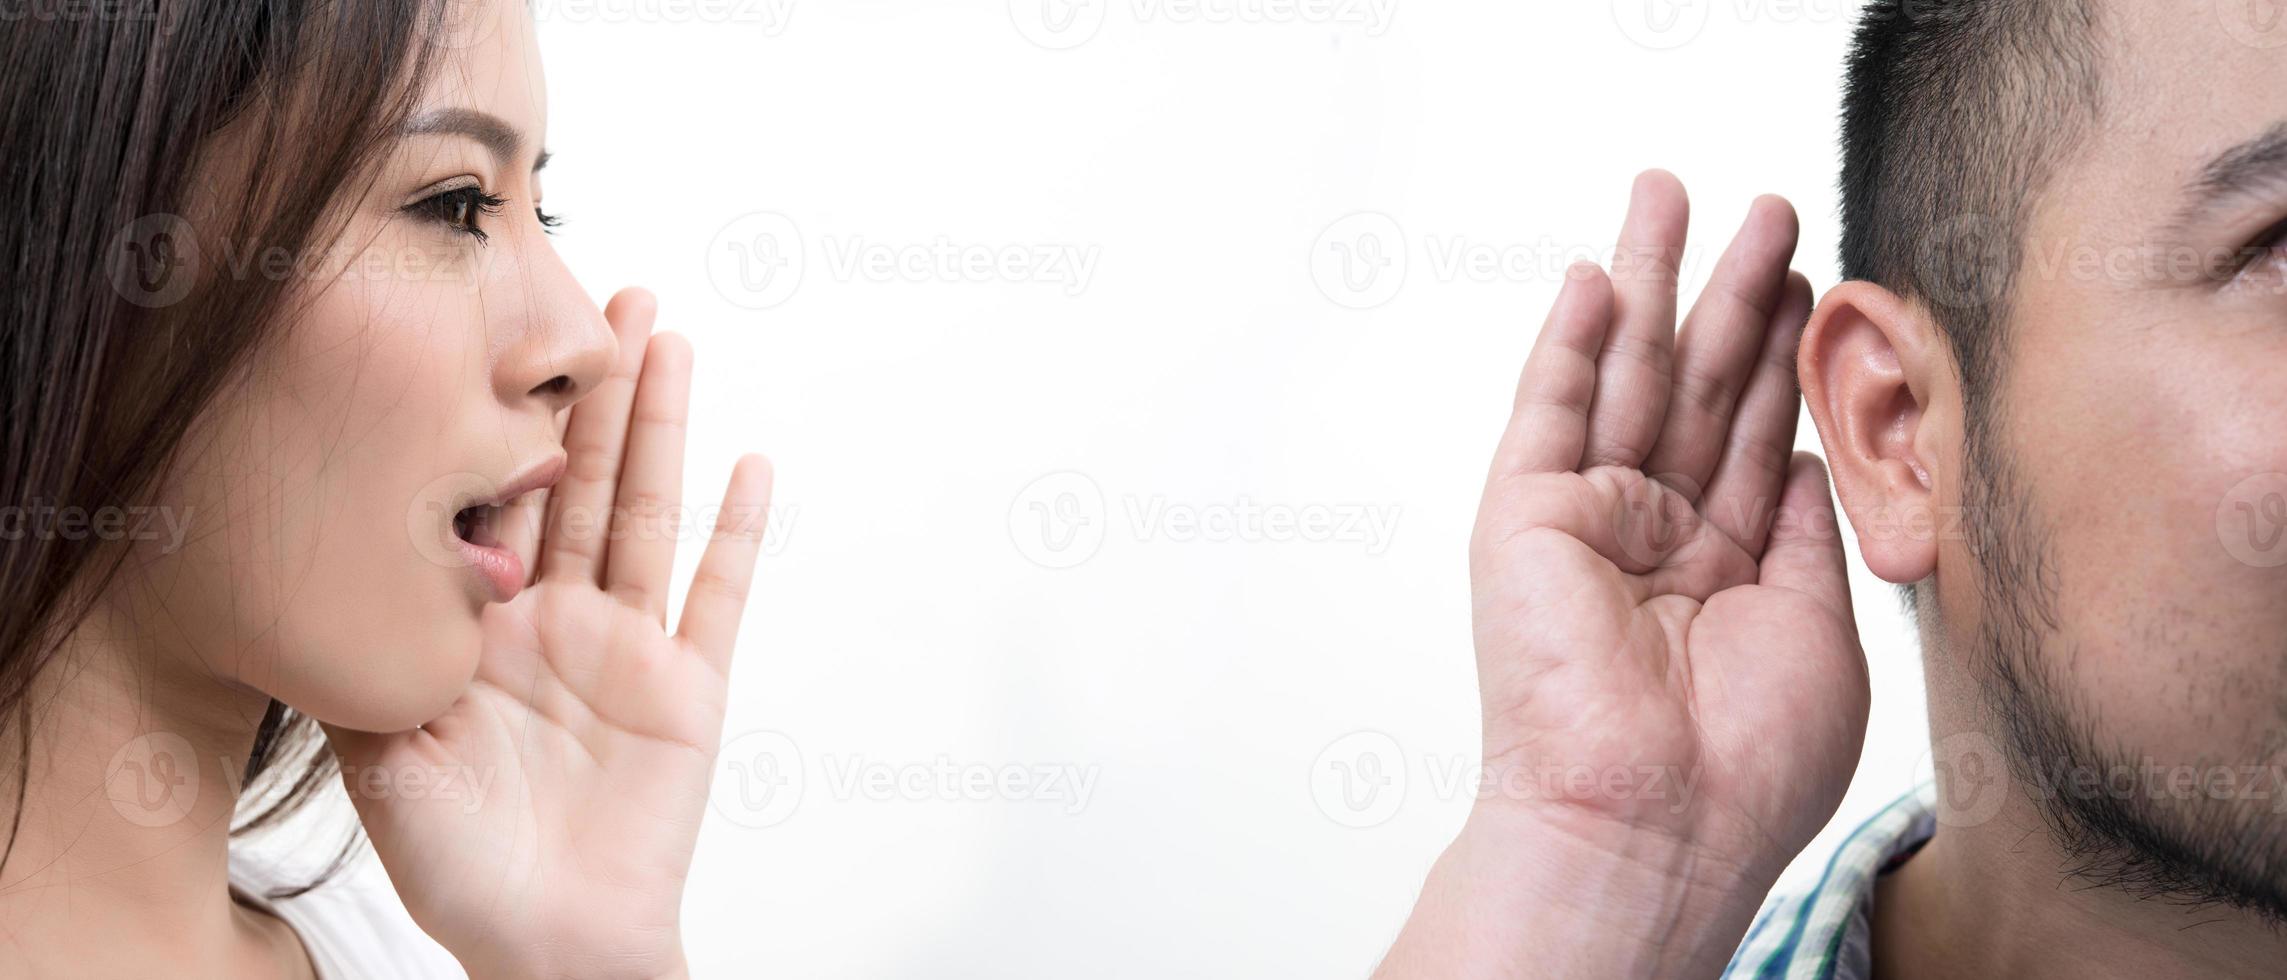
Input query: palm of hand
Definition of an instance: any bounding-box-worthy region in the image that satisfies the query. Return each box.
[1469,175,1866,877]
[351,589,723,966]
[328,292,772,979]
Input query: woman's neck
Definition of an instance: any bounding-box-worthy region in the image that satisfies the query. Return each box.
[0,600,311,978]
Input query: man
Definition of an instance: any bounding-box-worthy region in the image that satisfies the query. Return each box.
[1376,1,2287,976]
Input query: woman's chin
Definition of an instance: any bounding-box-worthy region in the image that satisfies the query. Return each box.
[299,678,472,735]
[282,630,483,735]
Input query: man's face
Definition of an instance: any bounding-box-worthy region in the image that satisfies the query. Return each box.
[1952,0,2287,907]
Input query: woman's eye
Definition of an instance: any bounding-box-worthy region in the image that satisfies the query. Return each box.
[406,185,509,243]
[402,185,563,243]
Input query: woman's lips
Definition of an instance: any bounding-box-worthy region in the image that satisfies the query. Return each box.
[459,535,527,603]
[446,453,566,603]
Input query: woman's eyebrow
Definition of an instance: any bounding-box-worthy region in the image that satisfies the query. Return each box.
[405,107,548,173]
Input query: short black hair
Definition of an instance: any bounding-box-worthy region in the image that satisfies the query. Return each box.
[1838,0,2103,400]
[1837,0,2103,611]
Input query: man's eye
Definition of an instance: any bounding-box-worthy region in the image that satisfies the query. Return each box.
[2236,216,2287,274]
[406,185,509,243]
[2262,225,2287,263]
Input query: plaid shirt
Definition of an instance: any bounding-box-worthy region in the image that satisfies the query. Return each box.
[1722,784,1938,980]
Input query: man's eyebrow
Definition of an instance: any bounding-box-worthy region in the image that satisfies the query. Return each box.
[2172,121,2287,233]
[405,107,548,173]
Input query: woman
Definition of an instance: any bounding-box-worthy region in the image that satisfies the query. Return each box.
[0,1,768,976]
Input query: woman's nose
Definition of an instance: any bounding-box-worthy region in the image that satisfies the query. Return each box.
[493,261,617,414]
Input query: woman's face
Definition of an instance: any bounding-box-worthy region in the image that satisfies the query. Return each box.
[131,0,614,733]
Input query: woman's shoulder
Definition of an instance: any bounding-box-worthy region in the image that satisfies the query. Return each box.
[229,848,468,980]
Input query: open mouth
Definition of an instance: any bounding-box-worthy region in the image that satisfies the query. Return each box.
[435,454,566,604]
[451,499,506,550]
[447,491,527,604]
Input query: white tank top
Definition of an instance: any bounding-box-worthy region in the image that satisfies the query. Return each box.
[228,850,468,980]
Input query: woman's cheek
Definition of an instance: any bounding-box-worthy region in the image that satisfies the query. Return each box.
[269,473,484,732]
[229,278,493,730]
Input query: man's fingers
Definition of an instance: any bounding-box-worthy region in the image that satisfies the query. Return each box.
[1581,169,1687,471]
[541,289,656,585]
[1643,195,1798,501]
[1489,263,1616,480]
[1701,271,1813,557]
[1758,452,1854,615]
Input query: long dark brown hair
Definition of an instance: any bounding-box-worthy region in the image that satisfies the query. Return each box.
[1,0,455,895]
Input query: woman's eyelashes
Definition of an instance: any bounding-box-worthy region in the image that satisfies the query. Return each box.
[406,184,505,243]
[404,182,561,244]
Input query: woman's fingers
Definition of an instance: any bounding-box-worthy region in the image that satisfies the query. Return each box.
[495,488,550,588]
[493,414,579,586]
[605,333,694,623]
[1701,271,1813,558]
[1643,195,1798,501]
[1581,169,1687,471]
[541,289,657,585]
[1487,263,1616,482]
[677,454,774,673]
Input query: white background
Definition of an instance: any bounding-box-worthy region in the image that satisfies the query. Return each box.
[289,2,1936,976]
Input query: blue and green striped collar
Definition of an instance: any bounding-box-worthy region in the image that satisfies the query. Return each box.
[1723,784,1939,980]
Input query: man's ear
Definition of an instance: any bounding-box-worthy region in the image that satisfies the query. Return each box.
[1798,280,1945,585]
